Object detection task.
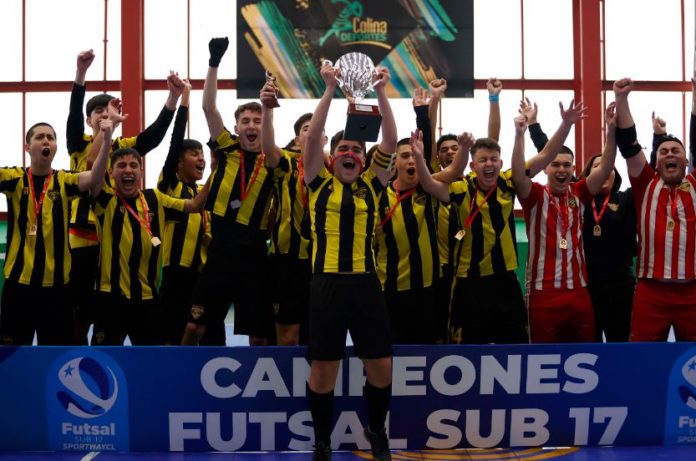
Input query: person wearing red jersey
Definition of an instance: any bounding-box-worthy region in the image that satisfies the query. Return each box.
[614,78,696,341]
[511,100,617,343]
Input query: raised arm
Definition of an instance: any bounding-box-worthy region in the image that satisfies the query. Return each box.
[613,78,647,177]
[413,87,433,171]
[183,178,211,213]
[689,75,695,169]
[433,132,473,183]
[78,119,112,196]
[511,114,533,199]
[586,103,618,195]
[411,129,450,202]
[520,97,548,154]
[67,49,95,153]
[649,111,667,169]
[371,66,398,185]
[159,80,191,191]
[304,62,337,184]
[428,78,447,171]
[85,98,128,169]
[525,100,586,175]
[487,78,502,141]
[260,82,283,168]
[202,37,229,141]
[132,72,181,156]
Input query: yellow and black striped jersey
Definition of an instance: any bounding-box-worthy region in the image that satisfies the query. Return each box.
[0,168,84,287]
[375,182,439,291]
[270,149,311,260]
[308,166,384,274]
[206,129,274,252]
[449,169,519,278]
[93,188,186,300]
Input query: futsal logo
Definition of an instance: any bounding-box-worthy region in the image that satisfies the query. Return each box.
[678,354,696,411]
[56,357,119,419]
[664,348,696,444]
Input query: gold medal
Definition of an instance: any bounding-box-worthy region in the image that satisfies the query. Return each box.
[593,225,602,237]
[455,229,466,241]
[151,236,161,247]
[28,224,37,236]
[230,199,242,210]
[559,238,568,250]
[667,219,675,231]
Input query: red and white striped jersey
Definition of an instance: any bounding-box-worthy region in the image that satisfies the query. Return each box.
[520,179,593,291]
[631,163,696,280]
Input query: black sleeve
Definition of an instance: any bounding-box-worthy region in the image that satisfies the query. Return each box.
[158,105,188,192]
[528,122,548,153]
[650,133,660,169]
[415,105,434,173]
[67,83,88,154]
[690,112,696,167]
[133,105,176,156]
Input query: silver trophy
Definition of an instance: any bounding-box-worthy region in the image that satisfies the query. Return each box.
[265,70,280,108]
[325,52,382,141]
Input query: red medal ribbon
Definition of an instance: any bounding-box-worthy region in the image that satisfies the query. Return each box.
[239,151,265,201]
[464,183,497,229]
[591,193,611,225]
[119,192,154,240]
[379,181,417,228]
[667,186,679,223]
[297,157,309,209]
[545,186,569,240]
[27,169,53,228]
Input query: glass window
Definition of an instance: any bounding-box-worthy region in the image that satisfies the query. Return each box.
[0,0,22,82]
[190,0,238,80]
[474,0,522,79]
[144,0,187,80]
[605,0,682,81]
[25,0,106,81]
[0,93,24,212]
[523,0,573,79]
[106,0,123,81]
[685,0,694,81]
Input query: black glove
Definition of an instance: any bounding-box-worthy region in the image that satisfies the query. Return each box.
[208,37,229,68]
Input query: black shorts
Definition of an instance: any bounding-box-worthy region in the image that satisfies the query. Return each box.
[269,253,311,325]
[191,248,274,338]
[91,291,163,345]
[70,245,99,323]
[449,271,529,344]
[160,265,200,344]
[309,272,392,361]
[0,280,74,345]
[385,285,439,344]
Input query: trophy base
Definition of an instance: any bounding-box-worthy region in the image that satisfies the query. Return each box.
[344,103,382,142]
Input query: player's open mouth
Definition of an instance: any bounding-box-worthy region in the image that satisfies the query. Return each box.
[483,168,496,179]
[342,159,356,170]
[556,175,569,183]
[42,147,51,157]
[665,161,678,172]
[406,167,416,175]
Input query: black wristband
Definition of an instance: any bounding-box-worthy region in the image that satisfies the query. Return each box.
[615,125,638,149]
[618,142,642,159]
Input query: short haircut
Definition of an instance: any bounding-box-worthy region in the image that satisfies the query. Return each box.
[86,94,115,117]
[558,145,574,159]
[181,139,203,158]
[110,147,142,166]
[25,122,56,144]
[396,137,411,148]
[234,102,263,122]
[330,130,366,155]
[470,137,501,157]
[579,153,623,191]
[293,112,313,136]
[436,134,457,152]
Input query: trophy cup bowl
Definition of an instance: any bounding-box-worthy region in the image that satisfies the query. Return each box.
[330,52,382,142]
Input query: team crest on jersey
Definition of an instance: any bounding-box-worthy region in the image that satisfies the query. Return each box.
[22,187,29,195]
[354,187,368,199]
[292,170,299,179]
[680,182,691,192]
[190,306,204,320]
[567,197,577,208]
[608,203,619,212]
[148,211,155,221]
[501,190,514,200]
[119,206,126,213]
[47,191,61,201]
[414,194,427,205]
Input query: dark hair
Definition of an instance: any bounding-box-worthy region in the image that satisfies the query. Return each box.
[470,137,501,157]
[25,122,56,144]
[293,112,313,136]
[86,94,115,117]
[330,130,366,156]
[396,137,411,148]
[181,139,203,157]
[110,147,142,166]
[365,144,379,169]
[558,145,574,158]
[579,153,622,192]
[436,134,457,152]
[234,102,262,122]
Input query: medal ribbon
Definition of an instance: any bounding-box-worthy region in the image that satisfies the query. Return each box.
[379,181,416,228]
[667,186,679,223]
[297,157,309,209]
[591,193,611,226]
[119,192,155,240]
[464,183,497,229]
[27,169,53,228]
[239,152,265,201]
[545,186,569,242]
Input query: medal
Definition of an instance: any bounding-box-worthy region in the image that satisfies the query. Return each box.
[151,236,161,247]
[559,238,568,250]
[230,199,242,209]
[667,219,675,231]
[455,229,466,241]
[593,225,602,237]
[28,224,37,236]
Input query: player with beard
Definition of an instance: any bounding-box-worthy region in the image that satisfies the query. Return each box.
[512,101,618,343]
[67,49,183,344]
[181,37,275,346]
[303,61,396,461]
[613,78,696,341]
[0,120,110,345]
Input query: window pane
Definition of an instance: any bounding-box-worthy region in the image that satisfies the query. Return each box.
[0,0,22,81]
[474,0,522,79]
[25,0,106,81]
[25,92,72,171]
[523,0,573,79]
[106,0,123,81]
[0,93,23,212]
[605,0,682,81]
[190,0,238,80]
[144,0,187,79]
[685,0,694,80]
